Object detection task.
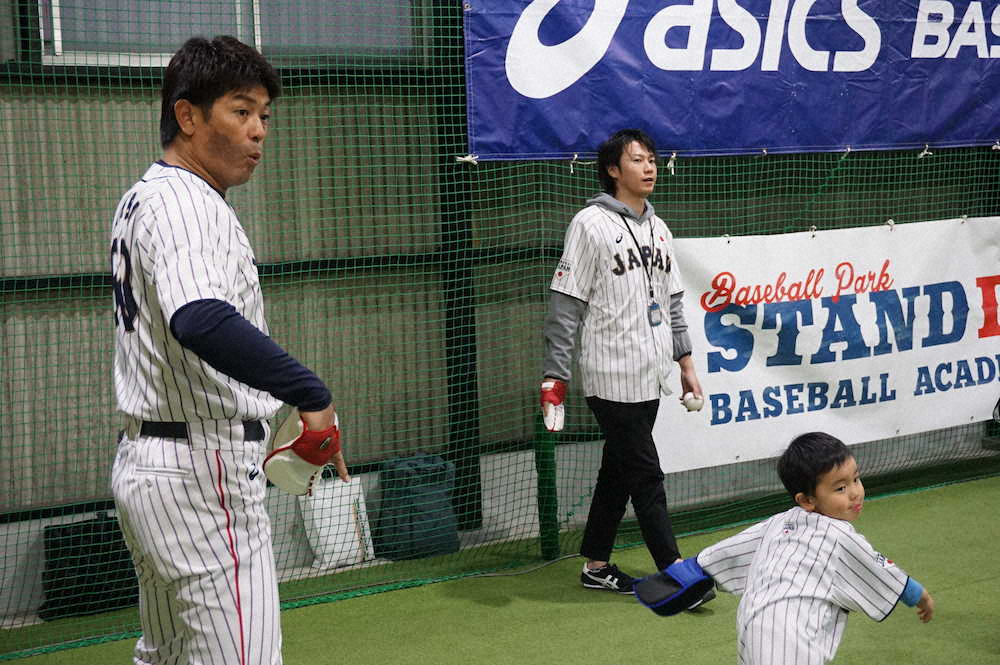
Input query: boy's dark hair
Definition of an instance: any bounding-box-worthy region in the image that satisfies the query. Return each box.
[596,129,657,195]
[160,35,282,148]
[777,432,853,498]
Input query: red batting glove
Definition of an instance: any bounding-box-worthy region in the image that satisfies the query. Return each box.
[540,378,567,432]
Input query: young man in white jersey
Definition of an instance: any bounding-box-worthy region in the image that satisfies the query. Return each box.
[675,433,934,664]
[540,129,708,600]
[110,36,348,665]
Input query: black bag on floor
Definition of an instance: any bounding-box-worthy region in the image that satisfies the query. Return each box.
[374,453,460,560]
[38,511,139,621]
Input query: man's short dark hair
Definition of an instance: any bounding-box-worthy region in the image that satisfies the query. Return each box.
[596,129,657,195]
[160,35,282,147]
[777,432,853,498]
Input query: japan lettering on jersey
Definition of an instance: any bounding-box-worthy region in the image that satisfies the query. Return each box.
[550,205,683,402]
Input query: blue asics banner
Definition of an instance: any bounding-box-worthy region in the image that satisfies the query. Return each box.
[464,0,1000,159]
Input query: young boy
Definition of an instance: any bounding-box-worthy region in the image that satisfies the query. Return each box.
[650,432,934,664]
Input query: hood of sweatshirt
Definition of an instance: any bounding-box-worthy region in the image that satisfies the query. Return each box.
[586,192,655,224]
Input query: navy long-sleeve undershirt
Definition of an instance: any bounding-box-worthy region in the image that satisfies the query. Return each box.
[170,299,331,412]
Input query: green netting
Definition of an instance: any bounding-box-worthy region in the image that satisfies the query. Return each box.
[2,1,1000,660]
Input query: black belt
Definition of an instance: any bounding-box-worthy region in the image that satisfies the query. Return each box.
[140,420,265,442]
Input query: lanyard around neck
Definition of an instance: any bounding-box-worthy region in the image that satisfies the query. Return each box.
[618,212,656,301]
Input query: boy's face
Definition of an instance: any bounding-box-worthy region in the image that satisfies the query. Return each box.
[796,456,865,522]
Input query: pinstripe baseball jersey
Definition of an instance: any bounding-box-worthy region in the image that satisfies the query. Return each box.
[111,161,282,444]
[697,506,909,665]
[111,160,284,665]
[550,196,683,402]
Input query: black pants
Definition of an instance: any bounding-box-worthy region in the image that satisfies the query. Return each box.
[579,396,680,571]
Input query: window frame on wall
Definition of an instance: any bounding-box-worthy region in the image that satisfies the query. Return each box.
[30,0,419,67]
[35,0,257,66]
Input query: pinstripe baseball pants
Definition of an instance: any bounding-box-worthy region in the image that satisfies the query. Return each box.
[111,430,281,665]
[580,397,681,571]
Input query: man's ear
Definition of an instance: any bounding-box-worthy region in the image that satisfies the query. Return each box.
[606,164,620,184]
[173,99,198,138]
[794,492,817,512]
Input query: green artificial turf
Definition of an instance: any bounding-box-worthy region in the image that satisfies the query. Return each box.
[14,476,1000,664]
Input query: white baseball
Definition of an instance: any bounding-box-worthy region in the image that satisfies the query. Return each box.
[682,392,704,412]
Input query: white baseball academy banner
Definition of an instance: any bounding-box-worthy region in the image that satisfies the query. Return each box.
[654,216,1000,472]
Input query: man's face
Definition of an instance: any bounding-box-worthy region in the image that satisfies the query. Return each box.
[608,140,657,201]
[190,85,271,192]
[799,456,865,523]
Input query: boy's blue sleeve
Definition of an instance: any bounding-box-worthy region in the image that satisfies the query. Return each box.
[900,577,924,607]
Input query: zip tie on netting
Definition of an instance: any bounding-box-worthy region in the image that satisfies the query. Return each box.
[569,152,595,174]
[840,146,852,161]
[666,151,677,176]
[723,233,731,244]
[455,154,479,165]
[886,218,895,231]
[918,144,932,159]
[809,225,817,238]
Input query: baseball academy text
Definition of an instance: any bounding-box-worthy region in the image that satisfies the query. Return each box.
[703,263,1000,425]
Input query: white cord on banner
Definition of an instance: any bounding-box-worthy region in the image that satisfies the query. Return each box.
[840,146,852,161]
[918,144,932,159]
[455,154,479,165]
[992,141,1000,151]
[667,151,677,176]
[761,148,769,156]
[722,233,731,244]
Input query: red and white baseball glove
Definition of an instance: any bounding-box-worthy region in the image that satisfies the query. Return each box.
[263,409,341,496]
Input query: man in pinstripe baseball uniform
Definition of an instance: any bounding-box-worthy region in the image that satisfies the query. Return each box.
[110,36,348,665]
[540,129,708,597]
[694,432,934,664]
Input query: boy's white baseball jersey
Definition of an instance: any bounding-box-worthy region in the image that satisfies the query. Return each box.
[697,506,909,665]
[111,162,283,665]
[550,203,683,402]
